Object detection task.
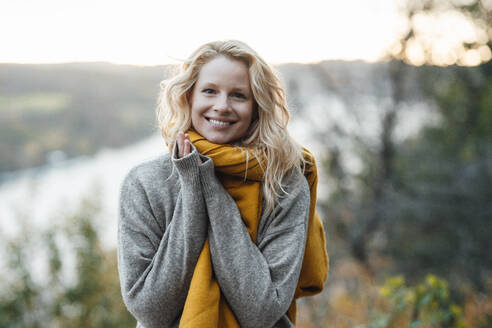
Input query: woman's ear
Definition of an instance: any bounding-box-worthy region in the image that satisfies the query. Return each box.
[186,89,193,106]
[253,102,259,120]
[246,105,260,137]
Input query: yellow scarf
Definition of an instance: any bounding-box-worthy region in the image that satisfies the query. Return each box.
[170,130,329,327]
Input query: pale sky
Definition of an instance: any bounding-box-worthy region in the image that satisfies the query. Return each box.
[0,0,413,65]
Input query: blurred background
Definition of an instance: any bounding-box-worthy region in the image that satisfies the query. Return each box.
[1,0,491,327]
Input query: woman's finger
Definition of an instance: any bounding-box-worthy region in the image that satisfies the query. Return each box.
[183,133,190,156]
[184,139,190,156]
[184,134,190,155]
[177,132,184,158]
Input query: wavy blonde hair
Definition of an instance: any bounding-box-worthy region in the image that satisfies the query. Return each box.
[157,39,306,214]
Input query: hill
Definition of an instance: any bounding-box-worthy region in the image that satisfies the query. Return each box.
[0,62,169,172]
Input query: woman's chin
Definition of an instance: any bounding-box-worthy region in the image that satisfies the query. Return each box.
[195,126,247,145]
[204,134,232,144]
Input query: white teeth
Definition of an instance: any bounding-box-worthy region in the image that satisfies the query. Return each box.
[209,119,231,126]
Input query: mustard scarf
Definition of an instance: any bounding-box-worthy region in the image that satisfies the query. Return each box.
[170,130,329,327]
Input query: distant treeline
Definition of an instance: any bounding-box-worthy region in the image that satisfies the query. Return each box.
[0,63,169,173]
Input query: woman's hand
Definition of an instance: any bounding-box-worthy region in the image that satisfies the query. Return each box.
[177,132,202,163]
[177,131,191,158]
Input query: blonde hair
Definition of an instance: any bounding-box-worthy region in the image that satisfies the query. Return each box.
[157,39,306,214]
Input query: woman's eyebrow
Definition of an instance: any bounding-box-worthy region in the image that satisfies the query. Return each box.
[199,82,218,88]
[231,86,250,93]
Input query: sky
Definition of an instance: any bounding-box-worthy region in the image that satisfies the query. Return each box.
[0,0,409,66]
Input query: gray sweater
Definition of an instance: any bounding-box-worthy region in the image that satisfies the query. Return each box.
[118,144,311,328]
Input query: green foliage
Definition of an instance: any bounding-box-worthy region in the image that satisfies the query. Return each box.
[319,60,492,295]
[386,62,492,291]
[0,195,136,328]
[369,275,466,328]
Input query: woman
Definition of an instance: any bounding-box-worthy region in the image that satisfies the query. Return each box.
[118,40,329,328]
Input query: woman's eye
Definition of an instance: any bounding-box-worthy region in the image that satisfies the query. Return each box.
[202,89,215,94]
[232,92,246,99]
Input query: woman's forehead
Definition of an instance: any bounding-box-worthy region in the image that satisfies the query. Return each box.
[196,56,251,89]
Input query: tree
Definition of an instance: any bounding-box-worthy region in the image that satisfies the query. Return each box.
[385,60,492,291]
[389,0,492,66]
[0,194,135,328]
[315,0,492,288]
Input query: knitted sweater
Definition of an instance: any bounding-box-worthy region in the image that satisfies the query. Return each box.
[118,144,311,328]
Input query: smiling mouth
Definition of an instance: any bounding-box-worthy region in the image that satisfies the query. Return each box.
[207,118,235,126]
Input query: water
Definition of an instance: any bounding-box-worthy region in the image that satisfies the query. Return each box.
[0,134,167,249]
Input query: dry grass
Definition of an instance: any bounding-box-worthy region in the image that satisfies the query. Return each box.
[297,257,492,328]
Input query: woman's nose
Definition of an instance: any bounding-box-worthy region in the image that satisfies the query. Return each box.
[212,94,230,112]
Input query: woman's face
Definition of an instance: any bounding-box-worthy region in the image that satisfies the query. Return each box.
[189,55,255,144]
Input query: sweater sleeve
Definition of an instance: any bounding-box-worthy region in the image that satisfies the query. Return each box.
[198,163,310,328]
[118,145,207,328]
